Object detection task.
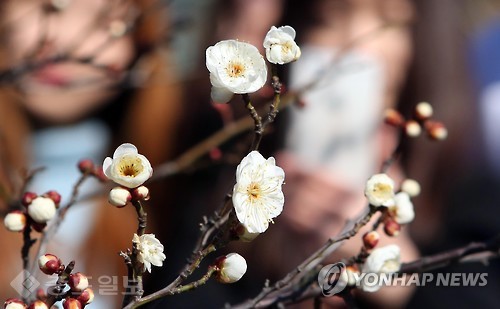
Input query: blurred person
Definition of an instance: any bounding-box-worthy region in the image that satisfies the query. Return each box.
[0,0,182,307]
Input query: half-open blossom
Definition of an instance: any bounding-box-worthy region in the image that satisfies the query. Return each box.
[4,211,27,232]
[389,192,415,224]
[263,26,301,64]
[132,233,166,273]
[206,40,267,103]
[232,151,285,233]
[215,253,247,284]
[361,245,401,292]
[364,173,395,207]
[27,197,57,224]
[103,143,153,188]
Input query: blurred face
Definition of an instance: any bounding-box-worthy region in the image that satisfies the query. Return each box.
[4,0,136,123]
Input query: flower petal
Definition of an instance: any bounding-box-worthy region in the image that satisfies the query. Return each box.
[211,86,234,103]
[113,143,138,158]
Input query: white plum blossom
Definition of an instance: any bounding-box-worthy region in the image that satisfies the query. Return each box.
[389,192,415,224]
[103,143,153,188]
[361,244,401,292]
[364,173,395,207]
[3,299,27,309]
[206,40,267,103]
[263,26,301,64]
[232,151,285,233]
[108,186,132,207]
[27,197,57,224]
[132,233,166,273]
[4,211,26,232]
[216,253,247,283]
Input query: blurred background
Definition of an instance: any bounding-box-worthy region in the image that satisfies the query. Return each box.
[0,0,499,308]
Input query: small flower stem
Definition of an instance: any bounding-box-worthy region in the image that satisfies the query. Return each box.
[242,94,263,151]
[263,65,282,125]
[132,200,147,236]
[21,224,36,302]
[169,266,217,295]
[45,261,75,307]
[123,244,216,309]
[29,173,90,277]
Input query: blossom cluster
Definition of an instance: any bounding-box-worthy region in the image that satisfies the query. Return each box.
[206,25,301,103]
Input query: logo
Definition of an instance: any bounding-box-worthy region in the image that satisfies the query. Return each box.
[317,262,347,296]
[10,270,40,297]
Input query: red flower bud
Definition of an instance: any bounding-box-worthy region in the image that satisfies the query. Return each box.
[384,219,401,237]
[62,298,81,309]
[425,120,448,141]
[43,191,61,207]
[69,272,89,292]
[362,231,380,250]
[77,159,95,174]
[38,254,62,275]
[21,192,38,207]
[384,108,405,127]
[76,288,94,305]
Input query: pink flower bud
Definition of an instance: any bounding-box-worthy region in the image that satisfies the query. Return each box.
[425,120,448,141]
[43,191,61,207]
[4,299,27,309]
[131,186,150,201]
[62,298,81,309]
[77,159,95,174]
[384,109,405,127]
[76,288,94,305]
[27,197,57,224]
[27,300,49,309]
[92,166,108,182]
[108,187,132,207]
[362,231,380,250]
[38,253,62,275]
[4,211,27,232]
[415,102,433,120]
[214,253,247,284]
[21,192,38,207]
[69,272,89,292]
[384,219,401,237]
[404,120,422,137]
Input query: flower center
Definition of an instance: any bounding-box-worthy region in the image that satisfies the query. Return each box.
[227,61,245,78]
[247,182,261,201]
[373,183,392,199]
[117,156,144,177]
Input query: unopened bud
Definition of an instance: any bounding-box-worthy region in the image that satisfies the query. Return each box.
[425,121,448,140]
[69,272,89,292]
[384,109,405,127]
[93,167,108,182]
[108,187,132,207]
[362,231,380,250]
[38,253,62,275]
[27,197,57,224]
[4,211,27,232]
[131,186,150,201]
[405,120,422,137]
[214,253,247,284]
[76,288,94,305]
[62,298,81,309]
[22,192,38,207]
[43,190,61,207]
[27,300,49,309]
[4,299,27,309]
[384,219,401,237]
[401,179,421,197]
[233,223,259,242]
[415,102,433,120]
[77,159,94,174]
